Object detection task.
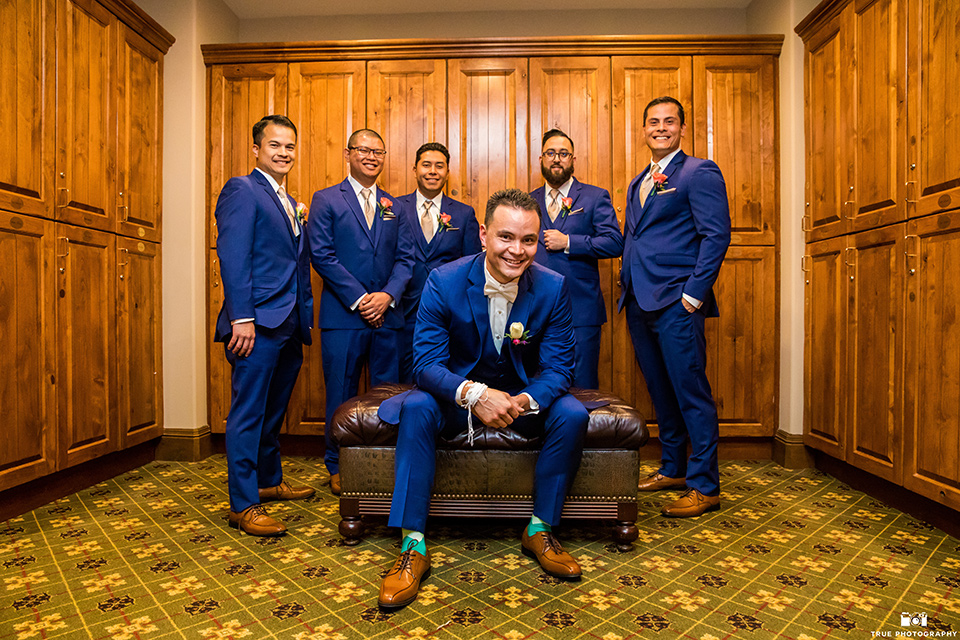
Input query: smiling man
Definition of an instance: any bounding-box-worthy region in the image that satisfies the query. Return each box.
[619,96,731,518]
[308,129,415,495]
[214,115,315,536]
[375,188,588,610]
[396,142,481,382]
[530,129,623,389]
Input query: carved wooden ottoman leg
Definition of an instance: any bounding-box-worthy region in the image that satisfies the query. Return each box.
[338,497,364,545]
[613,501,639,552]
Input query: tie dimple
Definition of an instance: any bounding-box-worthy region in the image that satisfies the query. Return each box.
[421,200,434,242]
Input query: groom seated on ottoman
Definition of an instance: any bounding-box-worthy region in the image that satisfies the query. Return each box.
[375,188,589,610]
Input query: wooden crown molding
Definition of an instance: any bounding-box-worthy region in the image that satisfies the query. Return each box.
[201,35,784,65]
[795,0,851,41]
[103,0,176,52]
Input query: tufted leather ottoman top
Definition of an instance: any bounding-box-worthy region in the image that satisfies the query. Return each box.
[330,383,647,451]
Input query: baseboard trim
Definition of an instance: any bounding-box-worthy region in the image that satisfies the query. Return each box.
[772,429,815,469]
[640,437,773,463]
[0,441,157,522]
[156,425,212,462]
[815,452,960,539]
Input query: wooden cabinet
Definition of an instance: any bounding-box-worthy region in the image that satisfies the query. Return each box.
[903,211,960,510]
[203,39,782,442]
[0,212,57,490]
[0,0,171,491]
[207,249,230,433]
[800,0,960,512]
[0,0,56,219]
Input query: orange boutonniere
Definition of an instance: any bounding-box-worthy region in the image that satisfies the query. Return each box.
[295,202,308,225]
[559,196,583,217]
[652,172,669,192]
[438,212,458,232]
[378,197,395,219]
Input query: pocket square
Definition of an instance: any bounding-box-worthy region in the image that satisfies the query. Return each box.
[658,188,677,195]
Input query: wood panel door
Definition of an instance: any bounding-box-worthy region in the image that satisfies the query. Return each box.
[845,224,903,483]
[56,0,117,233]
[56,223,117,468]
[208,249,230,434]
[117,24,163,242]
[367,60,446,197]
[706,246,778,437]
[529,56,615,391]
[0,0,56,219]
[447,58,529,215]
[693,55,778,246]
[610,56,692,424]
[803,9,850,241]
[0,212,57,491]
[908,0,960,218]
[846,0,906,234]
[117,237,163,448]
[208,62,287,248]
[286,61,365,435]
[903,211,960,511]
[803,235,847,459]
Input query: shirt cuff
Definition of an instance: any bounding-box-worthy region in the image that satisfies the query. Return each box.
[350,294,366,311]
[456,380,471,408]
[682,293,702,309]
[521,392,540,415]
[231,318,254,325]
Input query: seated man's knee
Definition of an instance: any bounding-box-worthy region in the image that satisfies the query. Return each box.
[548,394,589,432]
[399,390,444,434]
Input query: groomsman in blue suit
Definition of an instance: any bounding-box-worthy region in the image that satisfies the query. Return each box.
[531,129,624,389]
[308,129,415,495]
[619,96,731,518]
[375,189,589,610]
[396,142,482,382]
[215,115,316,537]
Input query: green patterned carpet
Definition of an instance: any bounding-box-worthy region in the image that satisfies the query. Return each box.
[2,458,958,639]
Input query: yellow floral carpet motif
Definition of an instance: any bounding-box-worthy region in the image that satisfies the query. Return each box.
[1,458,958,639]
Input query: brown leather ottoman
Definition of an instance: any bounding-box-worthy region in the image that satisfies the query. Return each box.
[329,383,648,551]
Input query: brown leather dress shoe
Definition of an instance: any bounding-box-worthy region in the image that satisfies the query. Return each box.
[378,547,431,610]
[258,480,315,502]
[661,488,720,517]
[228,504,287,536]
[329,473,341,496]
[520,530,581,580]
[638,471,687,491]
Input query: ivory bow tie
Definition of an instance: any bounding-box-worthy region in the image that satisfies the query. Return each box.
[483,280,519,303]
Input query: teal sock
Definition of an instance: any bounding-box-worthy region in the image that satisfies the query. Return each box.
[401,529,426,555]
[526,515,552,536]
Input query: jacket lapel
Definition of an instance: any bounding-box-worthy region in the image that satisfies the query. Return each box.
[636,151,686,231]
[341,179,374,244]
[554,179,581,232]
[506,269,533,384]
[467,256,489,349]
[253,171,297,246]
[410,195,431,258]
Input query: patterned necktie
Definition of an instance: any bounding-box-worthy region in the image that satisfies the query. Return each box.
[277,185,299,237]
[361,188,375,229]
[421,200,435,242]
[547,188,560,222]
[639,163,660,207]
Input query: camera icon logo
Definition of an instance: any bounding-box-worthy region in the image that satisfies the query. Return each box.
[900,612,928,627]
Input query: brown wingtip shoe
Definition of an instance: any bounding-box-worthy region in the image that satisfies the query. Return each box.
[258,480,315,502]
[228,504,287,536]
[521,529,581,580]
[638,471,687,491]
[330,473,341,496]
[378,548,431,610]
[661,488,720,518]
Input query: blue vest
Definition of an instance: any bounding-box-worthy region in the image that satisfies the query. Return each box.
[469,330,524,394]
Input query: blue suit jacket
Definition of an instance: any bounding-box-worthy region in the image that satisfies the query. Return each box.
[307,179,415,330]
[618,151,730,317]
[531,178,624,327]
[214,170,313,345]
[396,192,482,321]
[380,254,576,423]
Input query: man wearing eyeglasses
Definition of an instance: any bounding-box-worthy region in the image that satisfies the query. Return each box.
[530,129,624,389]
[308,128,415,495]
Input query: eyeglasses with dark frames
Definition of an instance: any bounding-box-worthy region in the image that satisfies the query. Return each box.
[348,146,387,158]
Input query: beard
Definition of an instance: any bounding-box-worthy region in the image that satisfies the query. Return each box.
[541,162,574,187]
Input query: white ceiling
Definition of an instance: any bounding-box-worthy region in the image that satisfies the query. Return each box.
[221,0,754,20]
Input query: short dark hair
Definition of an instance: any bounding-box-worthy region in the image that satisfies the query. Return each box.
[643,96,685,126]
[541,128,574,153]
[484,188,541,226]
[347,128,384,148]
[414,142,450,165]
[253,115,297,145]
